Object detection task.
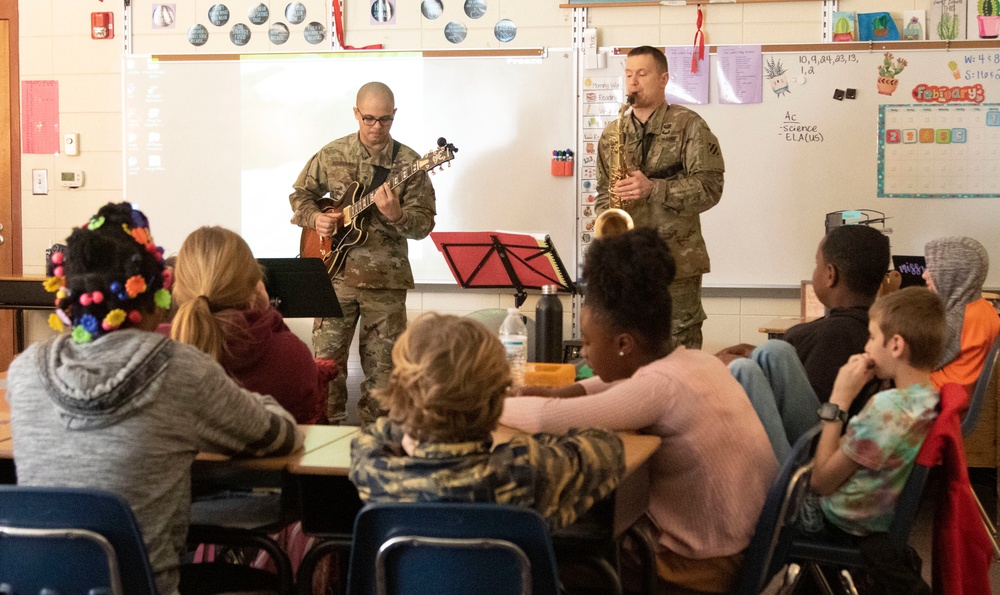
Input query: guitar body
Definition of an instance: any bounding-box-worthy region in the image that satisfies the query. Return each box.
[297,140,457,278]
[298,182,369,278]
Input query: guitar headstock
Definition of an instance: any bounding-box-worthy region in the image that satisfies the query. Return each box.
[418,138,458,174]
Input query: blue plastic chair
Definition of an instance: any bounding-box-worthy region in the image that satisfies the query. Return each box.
[732,424,821,595]
[0,485,158,595]
[346,502,561,595]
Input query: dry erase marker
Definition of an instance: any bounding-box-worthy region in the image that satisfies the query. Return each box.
[564,149,574,176]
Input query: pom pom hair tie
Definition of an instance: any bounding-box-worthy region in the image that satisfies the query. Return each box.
[44,207,168,344]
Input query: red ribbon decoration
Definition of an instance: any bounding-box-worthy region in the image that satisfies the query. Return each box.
[691,7,705,73]
[332,0,384,50]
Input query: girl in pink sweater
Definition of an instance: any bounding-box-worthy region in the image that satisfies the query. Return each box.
[501,228,777,594]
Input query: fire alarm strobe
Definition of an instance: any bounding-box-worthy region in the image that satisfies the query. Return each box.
[92,12,114,40]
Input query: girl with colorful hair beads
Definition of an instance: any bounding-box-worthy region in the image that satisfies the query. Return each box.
[6,203,303,595]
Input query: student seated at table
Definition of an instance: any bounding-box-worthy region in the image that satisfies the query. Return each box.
[349,313,625,529]
[718,224,890,404]
[923,236,1000,399]
[799,287,944,543]
[500,228,778,595]
[6,203,303,595]
[717,225,890,459]
[165,226,330,424]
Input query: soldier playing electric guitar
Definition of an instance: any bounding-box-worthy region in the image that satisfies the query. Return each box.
[289,82,440,426]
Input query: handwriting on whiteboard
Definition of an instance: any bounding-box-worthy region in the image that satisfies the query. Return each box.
[780,112,825,143]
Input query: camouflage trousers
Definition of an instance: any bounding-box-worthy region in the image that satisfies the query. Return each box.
[312,284,408,426]
[671,275,706,350]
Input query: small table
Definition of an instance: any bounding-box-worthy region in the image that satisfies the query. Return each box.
[759,316,818,340]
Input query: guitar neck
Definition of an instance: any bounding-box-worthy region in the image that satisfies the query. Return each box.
[350,163,421,218]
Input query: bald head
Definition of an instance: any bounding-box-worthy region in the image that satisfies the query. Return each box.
[357,82,395,108]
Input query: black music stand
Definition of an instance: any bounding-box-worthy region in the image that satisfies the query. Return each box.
[0,277,54,352]
[431,232,576,308]
[257,258,342,319]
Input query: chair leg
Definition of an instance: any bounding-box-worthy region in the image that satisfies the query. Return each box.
[587,554,624,595]
[624,524,657,595]
[777,563,801,595]
[838,570,859,595]
[805,562,839,595]
[971,486,1000,561]
[187,526,295,595]
[296,538,350,595]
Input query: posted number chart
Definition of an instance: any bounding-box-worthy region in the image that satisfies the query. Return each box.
[878,104,1000,198]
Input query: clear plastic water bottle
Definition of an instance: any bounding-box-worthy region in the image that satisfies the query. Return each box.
[500,307,528,388]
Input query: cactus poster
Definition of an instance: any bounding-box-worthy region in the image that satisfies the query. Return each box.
[902,11,927,40]
[832,11,856,41]
[858,12,901,40]
[930,0,967,39]
[968,0,1000,38]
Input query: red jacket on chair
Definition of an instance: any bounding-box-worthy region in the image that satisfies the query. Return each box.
[915,382,992,595]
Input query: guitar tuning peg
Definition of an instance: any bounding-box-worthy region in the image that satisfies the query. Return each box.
[430,170,436,175]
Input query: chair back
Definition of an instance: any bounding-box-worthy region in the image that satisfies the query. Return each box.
[887,383,966,550]
[962,335,1000,436]
[0,486,158,595]
[732,424,822,595]
[346,502,561,595]
[886,463,931,551]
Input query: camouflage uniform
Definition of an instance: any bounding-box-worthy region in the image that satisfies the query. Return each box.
[290,133,436,425]
[595,103,725,349]
[349,418,625,529]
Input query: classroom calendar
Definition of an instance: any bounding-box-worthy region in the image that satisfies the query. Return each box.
[878,104,1000,198]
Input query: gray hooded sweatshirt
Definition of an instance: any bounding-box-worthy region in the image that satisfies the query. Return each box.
[924,236,989,369]
[7,330,303,595]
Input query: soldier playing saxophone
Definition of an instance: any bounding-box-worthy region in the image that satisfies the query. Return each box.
[595,45,725,349]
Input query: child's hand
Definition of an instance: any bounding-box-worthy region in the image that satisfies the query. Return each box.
[830,353,875,408]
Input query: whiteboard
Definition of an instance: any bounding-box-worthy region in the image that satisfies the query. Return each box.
[593,48,1000,287]
[124,51,577,284]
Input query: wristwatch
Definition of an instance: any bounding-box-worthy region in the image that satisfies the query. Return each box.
[818,402,849,424]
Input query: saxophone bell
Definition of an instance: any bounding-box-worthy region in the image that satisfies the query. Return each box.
[594,207,634,239]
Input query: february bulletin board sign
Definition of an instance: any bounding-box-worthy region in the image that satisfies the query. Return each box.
[878,102,1000,198]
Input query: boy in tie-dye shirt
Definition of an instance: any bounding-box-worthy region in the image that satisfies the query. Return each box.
[803,287,946,536]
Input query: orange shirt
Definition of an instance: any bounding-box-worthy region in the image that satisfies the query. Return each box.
[930,299,1000,398]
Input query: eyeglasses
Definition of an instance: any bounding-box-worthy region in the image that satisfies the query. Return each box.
[357,110,394,127]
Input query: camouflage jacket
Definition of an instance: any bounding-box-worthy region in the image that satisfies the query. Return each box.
[595,103,724,279]
[349,418,625,529]
[289,133,437,289]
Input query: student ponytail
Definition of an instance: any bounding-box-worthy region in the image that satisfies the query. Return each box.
[169,227,263,362]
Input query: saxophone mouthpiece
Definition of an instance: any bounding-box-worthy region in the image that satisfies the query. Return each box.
[626,92,637,105]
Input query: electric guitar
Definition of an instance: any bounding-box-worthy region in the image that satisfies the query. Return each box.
[299,139,457,277]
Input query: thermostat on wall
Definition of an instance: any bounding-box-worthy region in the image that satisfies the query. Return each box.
[60,171,84,188]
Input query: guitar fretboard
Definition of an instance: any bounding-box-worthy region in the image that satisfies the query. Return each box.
[347,161,427,219]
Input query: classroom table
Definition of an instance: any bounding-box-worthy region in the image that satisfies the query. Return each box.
[195,425,358,470]
[0,412,659,591]
[283,425,660,539]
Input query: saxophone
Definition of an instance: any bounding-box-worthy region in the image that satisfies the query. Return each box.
[594,92,636,238]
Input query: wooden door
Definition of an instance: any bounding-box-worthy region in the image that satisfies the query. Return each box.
[0,0,21,371]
